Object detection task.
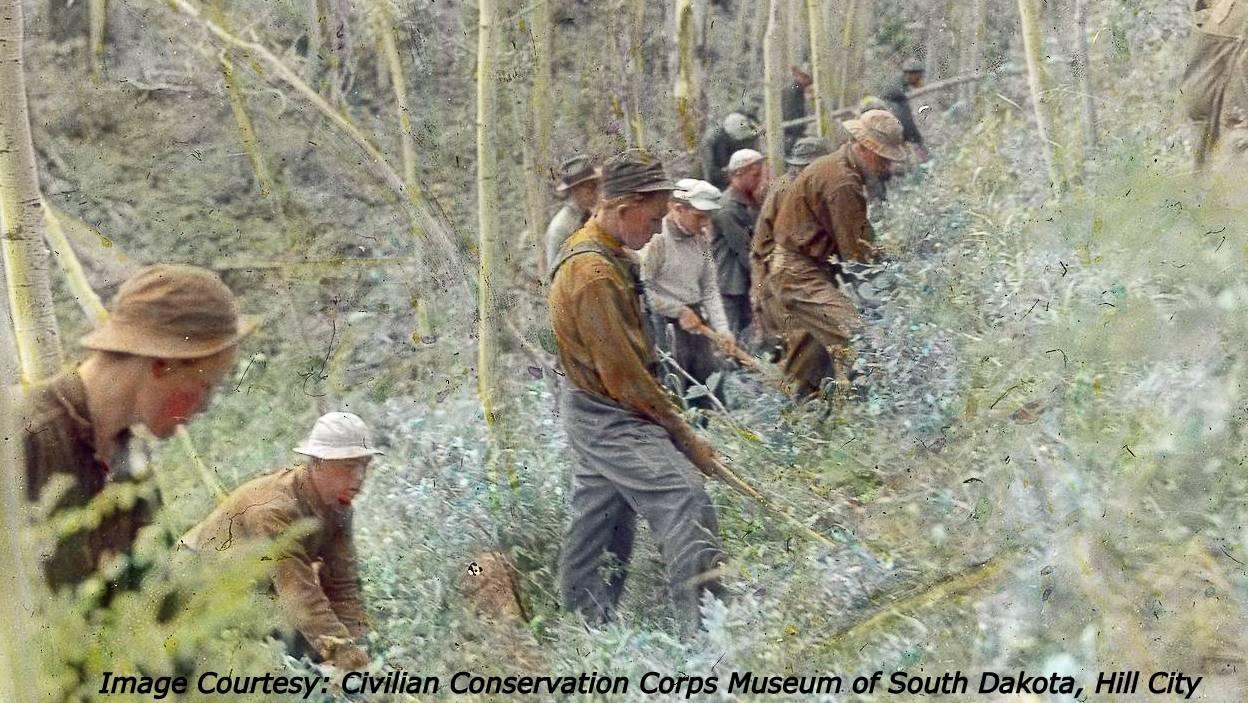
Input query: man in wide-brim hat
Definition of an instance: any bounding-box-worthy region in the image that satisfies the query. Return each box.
[180,411,381,669]
[544,154,601,270]
[20,264,259,592]
[767,110,905,399]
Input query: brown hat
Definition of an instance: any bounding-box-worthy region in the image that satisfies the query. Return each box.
[600,149,675,200]
[80,264,260,359]
[842,109,907,162]
[554,155,599,193]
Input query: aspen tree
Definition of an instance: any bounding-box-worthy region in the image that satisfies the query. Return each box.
[525,0,552,278]
[1018,0,1066,192]
[1073,0,1098,157]
[673,0,706,151]
[763,0,785,175]
[0,0,63,383]
[806,0,833,138]
[89,0,106,76]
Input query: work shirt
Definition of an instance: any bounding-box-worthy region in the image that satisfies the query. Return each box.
[544,202,590,271]
[699,125,759,190]
[772,144,877,268]
[639,216,730,334]
[548,220,700,453]
[879,77,924,146]
[180,465,368,663]
[21,371,155,590]
[710,188,758,297]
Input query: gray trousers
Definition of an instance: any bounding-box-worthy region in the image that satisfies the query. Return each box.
[558,388,726,634]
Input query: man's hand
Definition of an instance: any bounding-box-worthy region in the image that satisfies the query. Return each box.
[683,434,721,478]
[677,307,704,332]
[329,643,371,670]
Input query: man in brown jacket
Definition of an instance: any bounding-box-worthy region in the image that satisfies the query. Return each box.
[180,412,381,669]
[548,150,726,635]
[20,264,257,593]
[768,110,905,399]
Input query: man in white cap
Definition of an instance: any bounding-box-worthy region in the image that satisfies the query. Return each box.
[699,112,759,190]
[639,178,732,411]
[768,110,906,399]
[179,412,381,669]
[711,148,768,338]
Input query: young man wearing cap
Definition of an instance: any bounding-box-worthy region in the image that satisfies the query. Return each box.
[768,110,905,399]
[19,264,258,592]
[879,59,929,162]
[711,148,768,339]
[639,178,731,412]
[548,150,727,635]
[544,155,601,271]
[751,137,832,350]
[699,112,760,190]
[179,412,380,669]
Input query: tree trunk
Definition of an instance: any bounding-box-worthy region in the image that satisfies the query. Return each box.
[476,0,504,484]
[1072,0,1098,160]
[673,0,707,152]
[0,0,64,383]
[786,0,805,69]
[0,379,35,703]
[43,204,107,324]
[763,0,785,175]
[526,0,552,279]
[378,16,420,200]
[221,50,277,203]
[1017,0,1065,192]
[626,0,647,147]
[836,0,859,106]
[964,0,988,104]
[806,0,833,138]
[88,0,106,77]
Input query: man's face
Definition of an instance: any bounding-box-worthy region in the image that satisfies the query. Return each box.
[856,143,894,179]
[904,70,925,88]
[616,194,670,249]
[571,179,600,211]
[311,456,373,507]
[732,161,765,198]
[135,347,237,438]
[669,202,711,237]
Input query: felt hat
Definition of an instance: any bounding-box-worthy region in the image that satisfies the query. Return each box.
[79,264,260,359]
[294,412,384,460]
[554,155,599,193]
[842,110,908,162]
[600,149,675,200]
[726,148,765,174]
[786,137,833,166]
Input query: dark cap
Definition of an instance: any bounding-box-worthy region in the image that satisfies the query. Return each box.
[600,149,675,200]
[786,136,832,166]
[554,155,599,193]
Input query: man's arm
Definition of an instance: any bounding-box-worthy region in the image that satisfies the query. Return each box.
[699,255,732,335]
[813,183,877,263]
[572,269,718,472]
[319,513,368,639]
[639,234,686,319]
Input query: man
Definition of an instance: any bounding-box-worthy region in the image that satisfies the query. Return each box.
[180,412,380,669]
[879,58,929,162]
[20,264,258,592]
[751,137,832,349]
[699,112,759,189]
[544,155,601,271]
[639,178,731,411]
[782,65,814,148]
[548,150,726,635]
[768,110,906,399]
[711,148,767,338]
[1181,0,1248,175]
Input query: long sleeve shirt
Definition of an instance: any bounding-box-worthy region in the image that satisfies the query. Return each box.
[180,466,368,662]
[710,188,758,296]
[548,220,702,455]
[639,216,730,334]
[879,77,924,146]
[544,202,590,271]
[772,144,877,267]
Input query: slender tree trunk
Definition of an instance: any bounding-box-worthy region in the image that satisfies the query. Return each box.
[806,0,832,138]
[305,0,322,73]
[378,17,420,199]
[673,0,705,152]
[964,0,988,104]
[1018,0,1065,192]
[786,0,805,68]
[43,204,107,323]
[1072,0,1098,160]
[925,0,943,78]
[0,378,35,703]
[526,0,552,279]
[0,0,63,384]
[626,0,646,147]
[88,0,106,77]
[221,50,276,202]
[763,0,785,175]
[476,0,506,492]
[851,0,874,103]
[837,0,859,106]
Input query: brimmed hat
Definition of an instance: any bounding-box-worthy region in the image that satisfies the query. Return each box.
[726,148,765,174]
[786,137,832,166]
[672,179,722,211]
[842,110,907,162]
[294,412,384,461]
[554,155,599,193]
[600,149,675,200]
[80,264,260,359]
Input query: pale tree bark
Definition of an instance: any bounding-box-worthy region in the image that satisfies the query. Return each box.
[850,0,874,103]
[221,50,277,203]
[963,0,988,104]
[1018,0,1066,192]
[374,6,422,202]
[1,0,63,384]
[836,0,860,106]
[625,0,647,147]
[525,0,552,279]
[786,0,805,69]
[89,0,106,77]
[1072,0,1098,160]
[925,0,944,78]
[0,378,35,703]
[673,0,708,152]
[806,0,833,138]
[763,0,785,175]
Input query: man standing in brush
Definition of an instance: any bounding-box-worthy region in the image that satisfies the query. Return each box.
[548,150,727,635]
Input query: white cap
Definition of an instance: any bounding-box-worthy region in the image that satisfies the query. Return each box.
[672,178,722,211]
[293,412,384,460]
[722,112,757,140]
[726,148,764,174]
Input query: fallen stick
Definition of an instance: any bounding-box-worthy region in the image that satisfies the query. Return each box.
[687,319,786,391]
[709,458,858,552]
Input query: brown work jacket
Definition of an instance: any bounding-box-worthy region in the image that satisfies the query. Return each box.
[771,144,877,268]
[180,465,368,662]
[548,220,701,454]
[21,371,156,590]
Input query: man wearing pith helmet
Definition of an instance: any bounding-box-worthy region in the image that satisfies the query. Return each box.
[20,263,258,593]
[180,412,381,669]
[769,110,905,399]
